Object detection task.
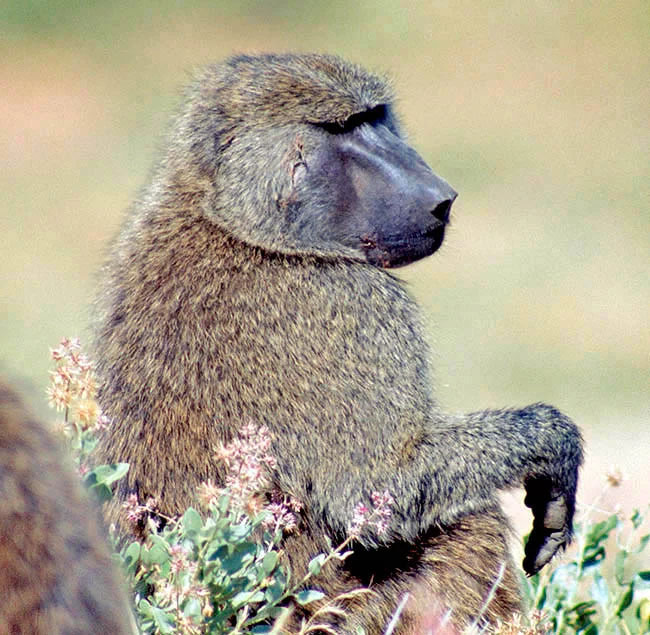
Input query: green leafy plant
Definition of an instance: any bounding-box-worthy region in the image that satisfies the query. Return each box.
[115,424,391,634]
[45,338,380,634]
[46,336,129,501]
[47,339,649,634]
[117,497,362,634]
[519,488,650,634]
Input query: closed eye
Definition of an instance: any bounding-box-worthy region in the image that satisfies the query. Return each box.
[315,104,390,135]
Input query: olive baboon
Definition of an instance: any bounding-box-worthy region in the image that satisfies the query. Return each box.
[93,53,583,632]
[0,380,133,634]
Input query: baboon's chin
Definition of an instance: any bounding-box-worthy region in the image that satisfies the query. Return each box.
[367,227,446,269]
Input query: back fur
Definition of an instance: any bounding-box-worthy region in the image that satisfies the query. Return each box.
[0,380,133,634]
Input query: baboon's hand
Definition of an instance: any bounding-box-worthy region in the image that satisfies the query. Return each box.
[522,479,573,575]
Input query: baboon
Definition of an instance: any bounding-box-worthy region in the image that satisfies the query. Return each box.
[0,379,133,634]
[93,53,583,632]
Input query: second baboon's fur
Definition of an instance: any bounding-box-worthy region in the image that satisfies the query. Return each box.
[0,380,133,635]
[93,53,583,632]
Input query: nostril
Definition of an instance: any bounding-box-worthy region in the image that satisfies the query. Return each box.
[431,199,453,223]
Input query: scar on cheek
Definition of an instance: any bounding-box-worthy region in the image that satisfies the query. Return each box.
[290,135,307,186]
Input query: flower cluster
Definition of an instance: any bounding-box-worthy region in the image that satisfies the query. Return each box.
[122,493,160,532]
[46,337,109,431]
[129,424,304,634]
[46,337,112,473]
[154,543,212,635]
[48,337,93,408]
[195,479,222,509]
[263,492,302,534]
[215,421,277,510]
[349,489,394,538]
[487,609,550,634]
[605,465,625,488]
[198,422,301,534]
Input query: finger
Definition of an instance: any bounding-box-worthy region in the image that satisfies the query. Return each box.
[523,528,568,575]
[543,496,567,530]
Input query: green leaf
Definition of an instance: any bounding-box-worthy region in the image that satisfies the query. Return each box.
[142,543,169,566]
[639,597,650,624]
[634,533,650,554]
[225,521,253,541]
[586,515,618,546]
[232,590,264,608]
[308,553,327,576]
[207,543,229,562]
[138,599,176,634]
[638,570,650,581]
[567,601,597,615]
[80,435,99,454]
[87,462,129,486]
[250,603,290,626]
[183,507,203,535]
[615,550,627,584]
[295,589,325,606]
[217,493,231,514]
[582,546,606,569]
[536,584,547,610]
[262,550,279,575]
[617,582,634,617]
[590,574,609,608]
[83,463,129,503]
[122,541,141,575]
[183,597,202,618]
[148,533,170,551]
[565,601,597,631]
[264,580,287,605]
[221,542,257,574]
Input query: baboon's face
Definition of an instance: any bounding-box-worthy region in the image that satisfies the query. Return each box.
[291,106,457,268]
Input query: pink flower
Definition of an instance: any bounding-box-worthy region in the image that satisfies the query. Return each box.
[349,502,370,536]
[169,544,191,575]
[214,422,277,512]
[348,491,394,538]
[197,479,223,509]
[206,423,304,533]
[262,492,301,533]
[122,493,143,525]
[121,494,158,529]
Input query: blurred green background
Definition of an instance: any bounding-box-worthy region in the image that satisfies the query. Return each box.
[1,1,648,530]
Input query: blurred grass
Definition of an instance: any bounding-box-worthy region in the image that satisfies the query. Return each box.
[1,0,648,524]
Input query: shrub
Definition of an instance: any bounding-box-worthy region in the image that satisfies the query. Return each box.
[47,338,649,634]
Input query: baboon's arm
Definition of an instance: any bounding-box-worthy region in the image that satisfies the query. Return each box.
[433,403,583,574]
[341,403,582,574]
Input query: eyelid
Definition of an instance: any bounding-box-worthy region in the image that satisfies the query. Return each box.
[312,104,389,135]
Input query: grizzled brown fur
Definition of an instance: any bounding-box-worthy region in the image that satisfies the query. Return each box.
[93,53,582,632]
[0,380,132,635]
